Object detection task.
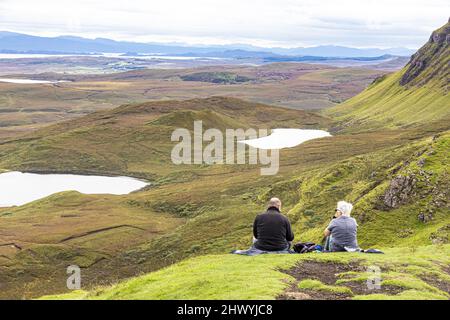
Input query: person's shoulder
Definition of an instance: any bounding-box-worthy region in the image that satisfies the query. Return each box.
[256,211,268,218]
[328,218,337,226]
[341,216,357,225]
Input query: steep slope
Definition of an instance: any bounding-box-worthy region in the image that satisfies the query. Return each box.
[41,245,450,300]
[103,131,449,278]
[32,131,450,301]
[325,20,450,130]
[39,132,450,301]
[400,20,450,87]
[0,97,335,299]
[1,94,449,299]
[1,27,449,299]
[286,132,450,247]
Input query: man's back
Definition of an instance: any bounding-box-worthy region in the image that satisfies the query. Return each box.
[253,207,294,251]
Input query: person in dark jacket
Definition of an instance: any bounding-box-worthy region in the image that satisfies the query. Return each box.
[252,197,294,251]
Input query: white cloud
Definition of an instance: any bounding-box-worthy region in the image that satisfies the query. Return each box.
[0,0,448,48]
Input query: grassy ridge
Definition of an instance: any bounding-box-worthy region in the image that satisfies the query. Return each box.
[100,131,449,286]
[325,71,450,130]
[0,97,335,298]
[325,20,449,131]
[40,245,450,300]
[0,97,330,179]
[286,132,450,247]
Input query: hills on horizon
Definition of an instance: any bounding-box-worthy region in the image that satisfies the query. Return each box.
[0,31,415,58]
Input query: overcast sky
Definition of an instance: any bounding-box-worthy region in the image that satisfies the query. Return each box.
[0,0,448,48]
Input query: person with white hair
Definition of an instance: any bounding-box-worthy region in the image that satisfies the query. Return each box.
[323,201,358,252]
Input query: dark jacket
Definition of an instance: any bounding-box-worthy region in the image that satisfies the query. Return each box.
[253,207,294,251]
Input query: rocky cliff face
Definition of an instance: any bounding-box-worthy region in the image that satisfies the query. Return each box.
[383,175,417,208]
[400,19,449,87]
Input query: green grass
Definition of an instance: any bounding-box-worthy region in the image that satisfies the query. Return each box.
[42,254,301,300]
[297,279,353,295]
[1,25,449,300]
[40,245,450,300]
[286,132,450,248]
[325,20,449,131]
[325,71,450,130]
[1,99,448,298]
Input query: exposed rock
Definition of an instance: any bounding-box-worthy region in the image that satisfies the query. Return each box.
[383,175,416,208]
[398,228,414,238]
[430,225,450,244]
[417,158,426,167]
[400,20,449,87]
[431,31,446,44]
[418,212,433,223]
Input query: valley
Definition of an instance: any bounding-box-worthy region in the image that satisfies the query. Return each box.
[0,61,389,142]
[0,20,448,300]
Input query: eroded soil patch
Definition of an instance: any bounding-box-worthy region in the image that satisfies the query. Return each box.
[277,260,402,300]
[419,275,450,294]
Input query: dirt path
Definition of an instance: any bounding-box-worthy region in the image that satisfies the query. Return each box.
[58,224,146,243]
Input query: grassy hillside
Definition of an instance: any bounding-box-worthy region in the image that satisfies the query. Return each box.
[0,94,448,299]
[287,132,450,247]
[325,20,449,130]
[41,245,450,300]
[0,97,337,298]
[1,21,449,299]
[0,96,330,180]
[95,131,448,287]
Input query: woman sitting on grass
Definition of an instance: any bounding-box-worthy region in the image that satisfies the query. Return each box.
[324,201,359,252]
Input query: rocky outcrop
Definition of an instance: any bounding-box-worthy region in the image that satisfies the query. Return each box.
[400,19,449,87]
[383,175,416,208]
[430,224,449,244]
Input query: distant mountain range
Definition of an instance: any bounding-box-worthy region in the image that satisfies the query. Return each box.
[0,31,415,58]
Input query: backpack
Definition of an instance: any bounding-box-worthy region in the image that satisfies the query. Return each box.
[293,242,318,254]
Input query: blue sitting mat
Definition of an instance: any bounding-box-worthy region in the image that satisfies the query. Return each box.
[231,246,291,256]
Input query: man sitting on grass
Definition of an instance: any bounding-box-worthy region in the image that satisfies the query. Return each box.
[233,197,294,255]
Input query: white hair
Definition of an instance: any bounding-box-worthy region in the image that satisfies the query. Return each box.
[336,201,353,217]
[268,197,281,209]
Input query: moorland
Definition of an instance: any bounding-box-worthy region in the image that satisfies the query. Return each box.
[0,21,448,300]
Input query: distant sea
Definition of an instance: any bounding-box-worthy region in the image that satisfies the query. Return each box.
[0,52,225,60]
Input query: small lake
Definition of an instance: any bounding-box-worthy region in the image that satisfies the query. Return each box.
[238,129,331,149]
[0,78,70,84]
[0,171,148,207]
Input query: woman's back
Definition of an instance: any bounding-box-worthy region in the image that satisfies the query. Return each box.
[327,216,358,251]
